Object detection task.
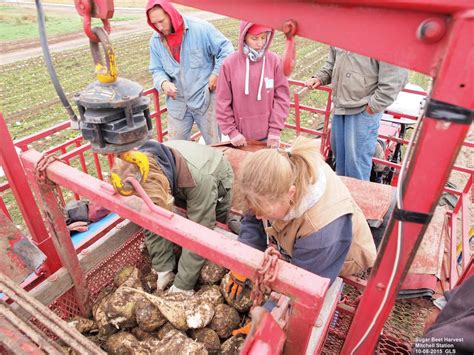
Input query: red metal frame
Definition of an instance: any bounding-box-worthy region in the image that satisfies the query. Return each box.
[170,1,473,353]
[289,81,332,154]
[0,114,61,275]
[172,1,471,80]
[0,317,45,355]
[1,76,472,352]
[14,121,71,152]
[457,258,474,285]
[241,313,286,355]
[20,149,330,354]
[22,163,90,316]
[144,88,168,142]
[1,74,472,351]
[345,14,472,355]
[1,2,473,342]
[446,174,473,288]
[74,0,113,42]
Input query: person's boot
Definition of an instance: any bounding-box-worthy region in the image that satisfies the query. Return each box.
[155,270,175,291]
[168,284,194,297]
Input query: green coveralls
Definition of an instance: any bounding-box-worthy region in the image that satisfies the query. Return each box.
[144,141,233,290]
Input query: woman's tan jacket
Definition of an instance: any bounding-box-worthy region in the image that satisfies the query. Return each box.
[266,163,377,276]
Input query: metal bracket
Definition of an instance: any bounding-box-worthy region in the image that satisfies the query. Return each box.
[425,98,473,124]
[393,207,433,224]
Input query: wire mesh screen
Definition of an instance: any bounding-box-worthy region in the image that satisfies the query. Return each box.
[44,229,148,321]
[86,229,150,304]
[322,283,436,354]
[47,288,83,321]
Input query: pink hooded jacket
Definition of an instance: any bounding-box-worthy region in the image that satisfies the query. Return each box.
[216,21,290,141]
[146,0,183,35]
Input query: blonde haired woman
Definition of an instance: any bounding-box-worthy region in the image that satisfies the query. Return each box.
[227,137,376,293]
[113,140,234,295]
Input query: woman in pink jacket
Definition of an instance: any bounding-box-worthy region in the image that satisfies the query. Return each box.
[216,22,290,148]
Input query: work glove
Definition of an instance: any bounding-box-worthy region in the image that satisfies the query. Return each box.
[225,271,252,301]
[232,303,273,336]
[230,133,247,147]
[67,221,88,233]
[266,134,280,148]
[155,269,175,291]
[232,321,252,336]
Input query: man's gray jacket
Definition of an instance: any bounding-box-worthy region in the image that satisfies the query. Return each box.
[313,47,408,115]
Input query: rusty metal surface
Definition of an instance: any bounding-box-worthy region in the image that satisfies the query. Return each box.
[0,114,61,274]
[340,176,393,225]
[212,140,267,151]
[251,247,282,307]
[409,205,448,277]
[0,303,62,354]
[0,210,45,284]
[0,317,47,354]
[0,272,105,354]
[30,155,91,316]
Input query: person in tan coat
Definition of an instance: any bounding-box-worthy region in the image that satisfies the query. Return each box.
[225,137,376,292]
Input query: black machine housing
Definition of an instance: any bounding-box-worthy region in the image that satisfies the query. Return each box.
[75,78,153,154]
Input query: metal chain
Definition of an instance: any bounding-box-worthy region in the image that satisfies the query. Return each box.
[250,246,282,306]
[35,154,64,186]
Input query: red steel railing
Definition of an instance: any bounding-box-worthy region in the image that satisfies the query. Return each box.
[0,81,471,290]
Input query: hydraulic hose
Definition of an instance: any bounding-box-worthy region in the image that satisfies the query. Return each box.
[35,0,79,128]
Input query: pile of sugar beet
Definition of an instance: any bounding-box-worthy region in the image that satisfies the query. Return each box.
[69,260,254,354]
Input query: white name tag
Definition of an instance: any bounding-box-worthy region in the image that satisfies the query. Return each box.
[265,78,274,89]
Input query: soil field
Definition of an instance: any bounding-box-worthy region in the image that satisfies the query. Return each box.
[0,4,139,42]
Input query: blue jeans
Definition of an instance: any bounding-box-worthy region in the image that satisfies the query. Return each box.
[167,93,220,145]
[330,110,382,180]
